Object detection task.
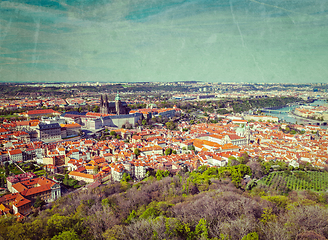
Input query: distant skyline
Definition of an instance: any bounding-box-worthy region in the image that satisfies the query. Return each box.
[0,0,327,83]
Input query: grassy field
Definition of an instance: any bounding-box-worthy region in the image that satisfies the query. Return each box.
[258,171,328,192]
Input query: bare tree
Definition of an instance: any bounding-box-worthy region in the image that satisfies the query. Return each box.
[296,231,326,240]
[247,161,263,179]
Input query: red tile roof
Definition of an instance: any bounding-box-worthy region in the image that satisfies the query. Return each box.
[13,194,31,208]
[9,149,22,155]
[26,109,60,115]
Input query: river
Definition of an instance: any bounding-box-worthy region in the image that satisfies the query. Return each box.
[266,100,328,129]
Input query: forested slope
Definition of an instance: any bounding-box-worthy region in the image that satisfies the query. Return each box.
[1,165,328,240]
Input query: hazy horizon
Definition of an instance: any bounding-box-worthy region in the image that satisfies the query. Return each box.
[0,0,327,83]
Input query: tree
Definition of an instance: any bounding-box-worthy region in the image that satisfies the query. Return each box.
[102,225,125,240]
[238,152,250,164]
[93,105,100,113]
[247,161,263,179]
[188,145,195,151]
[4,162,9,176]
[125,210,137,224]
[229,164,252,187]
[93,166,99,175]
[261,161,272,175]
[34,196,45,208]
[63,173,69,185]
[242,232,259,240]
[197,165,208,173]
[165,148,173,156]
[52,230,80,240]
[296,231,326,240]
[110,131,116,136]
[134,148,141,157]
[156,170,170,180]
[142,119,147,126]
[165,121,175,130]
[139,207,160,219]
[228,156,240,166]
[260,207,276,224]
[121,173,131,182]
[47,214,74,237]
[0,177,4,188]
[194,218,208,239]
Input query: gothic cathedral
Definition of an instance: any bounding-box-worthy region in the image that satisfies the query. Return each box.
[99,92,130,115]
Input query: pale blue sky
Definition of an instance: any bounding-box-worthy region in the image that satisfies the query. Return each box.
[0,0,327,83]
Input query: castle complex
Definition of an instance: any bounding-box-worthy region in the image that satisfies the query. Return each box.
[99,92,130,115]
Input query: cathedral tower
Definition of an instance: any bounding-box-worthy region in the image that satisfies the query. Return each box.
[100,95,109,114]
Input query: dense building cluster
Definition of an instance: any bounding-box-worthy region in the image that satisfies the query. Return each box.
[1,173,61,219]
[1,91,328,220]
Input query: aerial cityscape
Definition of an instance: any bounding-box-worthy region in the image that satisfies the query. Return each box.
[0,82,327,239]
[1,0,328,239]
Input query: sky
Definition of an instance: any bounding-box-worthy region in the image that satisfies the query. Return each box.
[0,0,327,83]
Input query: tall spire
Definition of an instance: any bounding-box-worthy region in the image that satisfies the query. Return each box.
[115,91,120,101]
[115,91,121,115]
[100,95,104,107]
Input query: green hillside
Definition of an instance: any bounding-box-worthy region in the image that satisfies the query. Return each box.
[2,165,328,240]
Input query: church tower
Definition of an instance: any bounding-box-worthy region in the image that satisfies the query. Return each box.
[99,95,104,114]
[115,91,121,115]
[100,95,109,114]
[245,124,251,144]
[104,95,109,114]
[100,95,104,108]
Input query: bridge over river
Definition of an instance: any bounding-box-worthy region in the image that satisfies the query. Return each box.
[262,109,290,114]
[261,108,328,126]
[290,114,328,126]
